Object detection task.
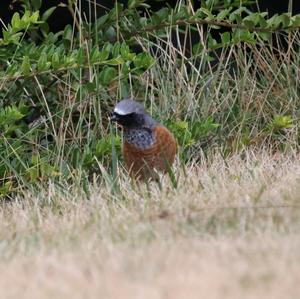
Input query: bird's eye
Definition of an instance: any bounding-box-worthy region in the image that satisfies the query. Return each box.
[110,112,119,122]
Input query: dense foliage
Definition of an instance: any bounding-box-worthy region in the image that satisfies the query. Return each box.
[0,0,300,196]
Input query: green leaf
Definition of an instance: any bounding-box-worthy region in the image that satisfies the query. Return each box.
[99,66,118,85]
[243,13,257,27]
[172,6,189,22]
[269,115,293,133]
[37,52,48,71]
[199,7,215,20]
[42,6,56,21]
[30,11,40,23]
[85,82,96,92]
[192,42,204,55]
[133,53,155,69]
[266,13,291,29]
[229,7,247,23]
[64,55,76,66]
[31,0,42,10]
[243,12,268,28]
[98,43,111,61]
[90,47,100,63]
[220,32,231,45]
[112,42,120,58]
[6,64,18,75]
[128,0,149,9]
[154,7,170,20]
[11,13,21,30]
[232,29,255,44]
[21,10,30,24]
[291,14,300,27]
[105,57,124,65]
[243,19,254,28]
[96,140,110,158]
[63,25,73,41]
[96,14,109,30]
[21,56,31,76]
[51,52,60,69]
[257,31,271,42]
[216,8,232,21]
[40,22,49,34]
[120,43,135,61]
[208,35,218,49]
[76,48,85,65]
[280,13,292,28]
[0,181,13,198]
[191,118,220,139]
[165,120,195,148]
[0,106,24,128]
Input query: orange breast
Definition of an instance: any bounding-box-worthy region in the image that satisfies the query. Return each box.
[123,125,177,180]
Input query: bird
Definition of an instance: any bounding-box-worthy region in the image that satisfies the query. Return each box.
[110,99,177,180]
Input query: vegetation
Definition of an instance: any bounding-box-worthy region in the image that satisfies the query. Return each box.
[0,0,300,196]
[0,1,300,296]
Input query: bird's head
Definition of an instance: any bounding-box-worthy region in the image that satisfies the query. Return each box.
[110,99,156,129]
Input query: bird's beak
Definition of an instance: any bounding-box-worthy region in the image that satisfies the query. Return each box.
[110,112,118,122]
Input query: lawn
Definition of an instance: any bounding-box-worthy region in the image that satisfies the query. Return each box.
[0,151,299,298]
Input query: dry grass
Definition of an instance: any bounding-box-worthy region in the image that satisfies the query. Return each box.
[0,151,300,299]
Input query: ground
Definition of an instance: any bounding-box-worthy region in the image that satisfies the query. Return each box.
[0,151,299,299]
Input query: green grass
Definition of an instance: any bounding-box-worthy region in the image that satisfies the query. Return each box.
[1,2,300,193]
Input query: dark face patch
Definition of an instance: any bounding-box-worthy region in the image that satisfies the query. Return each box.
[110,112,143,128]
